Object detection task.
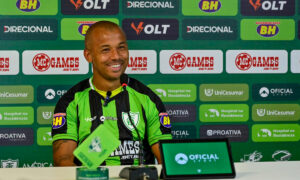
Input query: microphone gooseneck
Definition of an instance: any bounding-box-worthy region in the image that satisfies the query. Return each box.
[122,83,144,166]
[103,91,111,106]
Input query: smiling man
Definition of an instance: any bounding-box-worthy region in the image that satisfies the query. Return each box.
[51,21,172,166]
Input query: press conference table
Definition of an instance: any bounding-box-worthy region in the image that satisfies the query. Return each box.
[0,161,299,180]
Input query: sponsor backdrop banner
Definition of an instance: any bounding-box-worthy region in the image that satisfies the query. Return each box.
[0,0,300,168]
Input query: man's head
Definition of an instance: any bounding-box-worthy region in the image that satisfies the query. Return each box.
[84,21,129,82]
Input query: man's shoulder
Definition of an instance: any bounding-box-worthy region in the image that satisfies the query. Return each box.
[127,76,152,94]
[126,75,163,104]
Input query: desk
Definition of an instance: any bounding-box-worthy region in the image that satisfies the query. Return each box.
[0,161,299,180]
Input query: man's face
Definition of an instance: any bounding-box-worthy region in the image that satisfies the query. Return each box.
[85,27,129,81]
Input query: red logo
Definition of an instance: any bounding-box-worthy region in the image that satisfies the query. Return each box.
[70,0,83,10]
[0,57,9,72]
[235,53,252,71]
[131,22,144,35]
[128,57,148,71]
[169,53,186,71]
[169,53,215,71]
[249,0,262,11]
[32,53,80,72]
[33,53,51,72]
[235,53,279,71]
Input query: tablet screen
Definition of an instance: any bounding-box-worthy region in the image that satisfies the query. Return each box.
[159,139,235,179]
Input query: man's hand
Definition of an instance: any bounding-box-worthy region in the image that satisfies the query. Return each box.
[151,143,162,164]
[53,140,77,166]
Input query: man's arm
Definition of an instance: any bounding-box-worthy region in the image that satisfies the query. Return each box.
[151,143,162,164]
[53,140,77,166]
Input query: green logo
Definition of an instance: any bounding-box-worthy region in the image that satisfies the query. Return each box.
[200,84,249,102]
[241,19,295,40]
[0,107,33,125]
[253,104,300,122]
[89,137,102,153]
[252,124,300,142]
[37,127,52,146]
[182,0,238,16]
[0,0,57,15]
[200,104,249,122]
[61,18,119,40]
[37,106,55,125]
[148,84,196,102]
[122,112,140,131]
[0,85,33,104]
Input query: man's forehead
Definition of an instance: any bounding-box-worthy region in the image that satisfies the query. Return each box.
[93,27,126,41]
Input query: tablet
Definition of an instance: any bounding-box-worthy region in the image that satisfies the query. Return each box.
[159,139,236,179]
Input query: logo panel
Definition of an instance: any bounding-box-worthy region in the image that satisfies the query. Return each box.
[61,18,119,40]
[0,85,33,104]
[22,50,89,75]
[123,0,179,15]
[37,106,55,124]
[291,50,300,73]
[0,51,19,75]
[182,19,237,40]
[252,84,300,101]
[61,0,118,15]
[22,161,53,168]
[0,128,34,146]
[200,84,249,101]
[241,0,295,16]
[272,150,291,161]
[200,125,249,142]
[241,19,295,40]
[182,0,238,16]
[171,125,197,139]
[125,50,156,74]
[1,159,19,168]
[226,50,288,73]
[253,104,300,121]
[160,50,223,74]
[0,0,57,15]
[148,84,197,102]
[200,104,249,122]
[240,151,263,162]
[252,124,300,142]
[122,19,178,40]
[0,107,34,125]
[37,85,71,103]
[0,19,57,40]
[37,127,52,146]
[165,104,196,123]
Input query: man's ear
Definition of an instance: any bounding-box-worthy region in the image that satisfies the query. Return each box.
[84,49,93,63]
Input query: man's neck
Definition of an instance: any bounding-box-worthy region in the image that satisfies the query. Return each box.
[92,75,121,92]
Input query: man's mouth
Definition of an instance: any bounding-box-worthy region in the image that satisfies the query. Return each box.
[109,63,123,72]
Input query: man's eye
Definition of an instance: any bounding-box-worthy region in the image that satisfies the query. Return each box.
[102,49,110,53]
[119,46,126,50]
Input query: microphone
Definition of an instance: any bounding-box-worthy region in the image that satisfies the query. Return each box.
[103,91,111,106]
[119,83,158,180]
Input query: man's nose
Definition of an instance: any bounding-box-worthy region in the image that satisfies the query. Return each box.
[111,48,120,60]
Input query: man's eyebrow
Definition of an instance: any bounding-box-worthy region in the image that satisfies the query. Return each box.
[99,45,110,49]
[119,42,127,45]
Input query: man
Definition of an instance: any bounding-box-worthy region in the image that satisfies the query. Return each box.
[52,21,172,166]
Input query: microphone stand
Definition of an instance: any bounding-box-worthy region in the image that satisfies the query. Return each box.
[119,84,158,180]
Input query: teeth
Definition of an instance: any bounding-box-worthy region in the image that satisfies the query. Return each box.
[111,64,121,68]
